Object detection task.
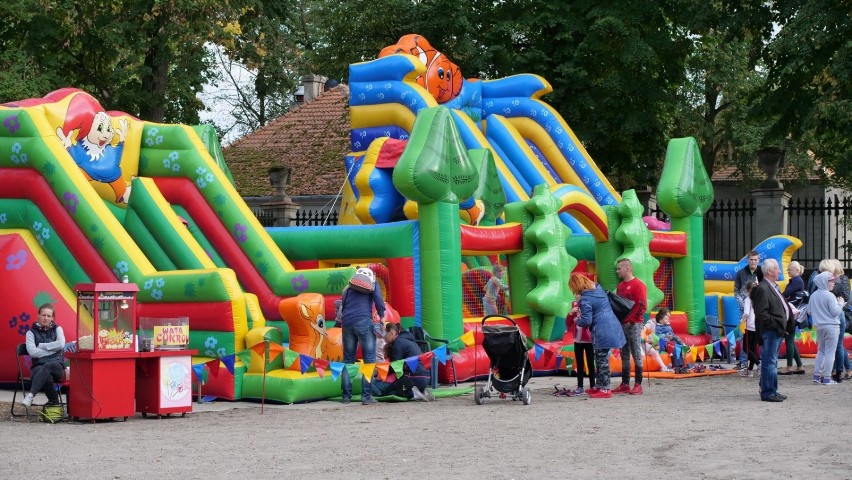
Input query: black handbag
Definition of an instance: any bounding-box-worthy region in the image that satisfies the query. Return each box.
[607,291,635,322]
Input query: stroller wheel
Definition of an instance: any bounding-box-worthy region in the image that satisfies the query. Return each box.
[474,386,487,405]
[521,386,532,405]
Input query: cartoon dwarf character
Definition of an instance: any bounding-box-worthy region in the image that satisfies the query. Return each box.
[379,34,463,104]
[55,93,130,203]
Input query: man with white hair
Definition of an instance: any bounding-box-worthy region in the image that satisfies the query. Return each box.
[750,258,794,402]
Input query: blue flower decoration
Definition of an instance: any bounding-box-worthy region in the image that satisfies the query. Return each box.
[155,278,165,288]
[205,337,218,349]
[18,324,29,335]
[151,289,163,300]
[116,261,129,273]
[20,312,29,323]
[216,347,227,358]
[169,151,179,160]
[8,316,17,328]
[143,279,154,290]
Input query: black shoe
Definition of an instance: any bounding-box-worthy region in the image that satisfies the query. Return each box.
[761,395,785,402]
[341,397,351,404]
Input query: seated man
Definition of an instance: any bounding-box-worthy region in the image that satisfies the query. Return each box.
[22,303,65,407]
[371,323,434,401]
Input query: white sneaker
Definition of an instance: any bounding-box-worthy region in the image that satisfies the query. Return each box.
[661,366,673,372]
[21,392,33,407]
[424,388,435,402]
[410,386,429,402]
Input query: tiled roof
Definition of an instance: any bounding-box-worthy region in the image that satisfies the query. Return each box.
[223,85,351,197]
[711,162,822,183]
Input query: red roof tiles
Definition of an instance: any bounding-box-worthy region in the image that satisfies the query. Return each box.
[223,85,351,197]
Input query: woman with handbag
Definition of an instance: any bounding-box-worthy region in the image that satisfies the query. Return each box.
[569,273,626,399]
[780,261,806,374]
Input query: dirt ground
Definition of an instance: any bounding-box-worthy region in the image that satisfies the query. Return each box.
[2,364,851,480]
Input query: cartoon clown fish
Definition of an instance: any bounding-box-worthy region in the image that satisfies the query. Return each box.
[379,34,463,104]
[55,93,130,203]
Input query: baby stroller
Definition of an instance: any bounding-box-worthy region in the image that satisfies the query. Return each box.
[475,315,533,405]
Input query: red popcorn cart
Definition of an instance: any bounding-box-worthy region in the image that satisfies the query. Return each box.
[67,282,139,421]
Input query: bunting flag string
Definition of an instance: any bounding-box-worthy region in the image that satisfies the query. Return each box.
[460,330,475,347]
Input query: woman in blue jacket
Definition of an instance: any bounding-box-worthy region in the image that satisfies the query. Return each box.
[570,274,626,398]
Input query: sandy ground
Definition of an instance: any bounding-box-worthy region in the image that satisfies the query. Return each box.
[2,361,851,480]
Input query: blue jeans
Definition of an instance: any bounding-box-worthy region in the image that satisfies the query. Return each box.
[341,318,376,400]
[759,330,783,399]
[835,315,849,374]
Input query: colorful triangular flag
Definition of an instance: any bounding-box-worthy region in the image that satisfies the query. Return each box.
[461,330,475,347]
[250,343,266,356]
[433,345,448,365]
[376,363,390,382]
[391,359,405,376]
[714,341,722,356]
[221,354,236,375]
[360,363,376,383]
[191,364,206,383]
[236,349,252,368]
[406,355,421,374]
[283,349,299,368]
[268,343,284,362]
[330,362,345,381]
[299,354,313,374]
[554,355,564,369]
[533,343,544,362]
[206,358,220,377]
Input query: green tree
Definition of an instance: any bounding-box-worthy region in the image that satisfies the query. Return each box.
[0,0,240,123]
[760,0,852,189]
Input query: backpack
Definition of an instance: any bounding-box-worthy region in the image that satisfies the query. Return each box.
[334,288,349,321]
[349,267,376,294]
[795,303,811,329]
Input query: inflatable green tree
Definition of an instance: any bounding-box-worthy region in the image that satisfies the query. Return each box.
[656,137,714,332]
[615,189,663,313]
[522,184,575,340]
[393,106,479,341]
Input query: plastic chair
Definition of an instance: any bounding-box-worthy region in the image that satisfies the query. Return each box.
[704,315,740,364]
[409,326,458,388]
[11,343,67,420]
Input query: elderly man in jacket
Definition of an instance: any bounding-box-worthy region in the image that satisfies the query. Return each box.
[750,258,793,402]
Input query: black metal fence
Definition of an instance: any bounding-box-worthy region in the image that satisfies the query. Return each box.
[648,196,851,272]
[251,207,339,227]
[294,209,339,226]
[252,208,274,227]
[786,195,852,272]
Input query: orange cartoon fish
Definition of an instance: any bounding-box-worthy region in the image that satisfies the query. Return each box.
[379,34,463,104]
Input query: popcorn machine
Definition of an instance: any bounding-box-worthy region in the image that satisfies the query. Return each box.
[67,282,139,421]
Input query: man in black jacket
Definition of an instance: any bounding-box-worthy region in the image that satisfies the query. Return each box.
[751,259,793,402]
[733,251,764,368]
[371,323,434,401]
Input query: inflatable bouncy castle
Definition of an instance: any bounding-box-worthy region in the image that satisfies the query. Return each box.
[2,35,833,403]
